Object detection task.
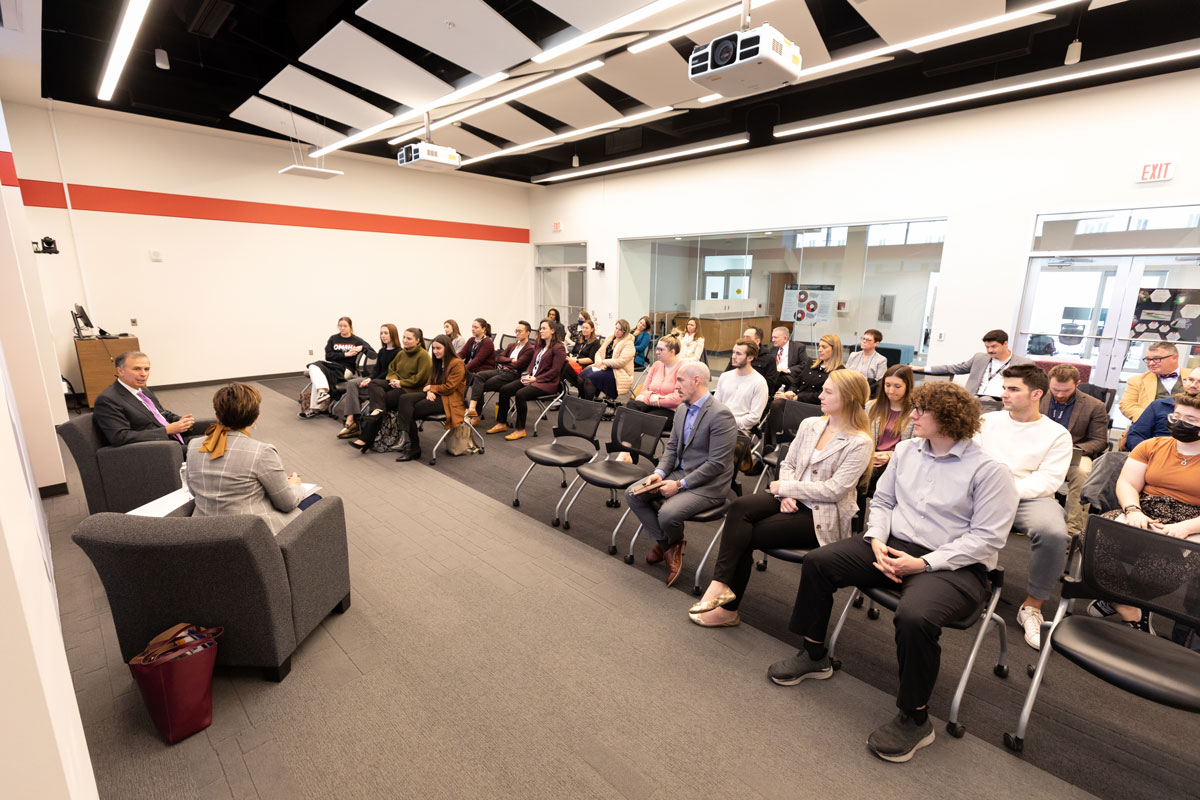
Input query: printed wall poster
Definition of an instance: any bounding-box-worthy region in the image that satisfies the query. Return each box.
[1129,288,1200,343]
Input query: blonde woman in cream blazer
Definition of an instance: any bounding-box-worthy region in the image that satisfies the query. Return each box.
[689,370,874,627]
[580,319,636,399]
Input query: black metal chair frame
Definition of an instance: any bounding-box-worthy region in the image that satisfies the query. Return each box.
[510,396,606,524]
[753,400,823,494]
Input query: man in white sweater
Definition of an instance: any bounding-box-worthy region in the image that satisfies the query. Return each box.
[715,338,769,432]
[976,364,1072,650]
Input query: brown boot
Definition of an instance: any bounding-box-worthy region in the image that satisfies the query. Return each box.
[664,539,686,588]
[646,541,665,565]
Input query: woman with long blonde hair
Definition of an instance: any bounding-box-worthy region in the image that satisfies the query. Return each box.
[766,332,846,447]
[689,369,874,627]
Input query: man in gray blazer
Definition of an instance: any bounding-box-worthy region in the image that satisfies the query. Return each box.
[627,362,738,587]
[913,329,1033,398]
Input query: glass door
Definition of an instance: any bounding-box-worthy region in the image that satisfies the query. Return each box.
[535,266,586,323]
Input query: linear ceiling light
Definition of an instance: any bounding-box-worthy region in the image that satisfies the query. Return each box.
[533,135,749,182]
[628,0,776,54]
[97,0,154,101]
[461,106,674,165]
[775,42,1200,139]
[308,71,509,158]
[697,93,723,103]
[532,0,689,64]
[388,59,605,146]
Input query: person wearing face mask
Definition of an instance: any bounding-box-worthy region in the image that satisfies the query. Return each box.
[568,311,594,346]
[1093,393,1200,637]
[350,328,431,452]
[1126,372,1200,450]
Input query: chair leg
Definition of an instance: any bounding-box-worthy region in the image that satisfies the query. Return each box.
[553,475,580,526]
[513,462,537,507]
[692,520,726,595]
[946,588,1003,735]
[429,427,452,465]
[334,592,351,614]
[560,481,588,529]
[1005,602,1068,752]
[827,590,860,670]
[623,521,643,564]
[608,506,632,555]
[264,657,292,682]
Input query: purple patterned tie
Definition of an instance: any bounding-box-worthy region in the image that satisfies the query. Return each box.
[138,391,184,444]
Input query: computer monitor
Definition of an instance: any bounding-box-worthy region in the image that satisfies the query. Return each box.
[71,304,95,338]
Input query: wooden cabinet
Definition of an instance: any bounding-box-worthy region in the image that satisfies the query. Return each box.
[669,315,772,353]
[75,337,139,408]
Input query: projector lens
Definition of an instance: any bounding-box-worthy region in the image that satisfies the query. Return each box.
[711,35,738,69]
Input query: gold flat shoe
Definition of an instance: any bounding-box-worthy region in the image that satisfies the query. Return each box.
[505,430,527,440]
[486,423,509,435]
[689,588,736,615]
[688,611,740,628]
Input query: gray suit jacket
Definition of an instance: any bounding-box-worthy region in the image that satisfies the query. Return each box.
[657,396,738,500]
[185,432,304,535]
[925,352,1034,395]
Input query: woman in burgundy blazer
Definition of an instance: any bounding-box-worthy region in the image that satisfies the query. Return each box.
[457,317,497,374]
[488,318,567,441]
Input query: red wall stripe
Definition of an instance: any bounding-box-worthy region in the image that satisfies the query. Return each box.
[0,151,19,187]
[15,177,530,244]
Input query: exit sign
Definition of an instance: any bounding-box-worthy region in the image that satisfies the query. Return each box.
[1138,161,1175,183]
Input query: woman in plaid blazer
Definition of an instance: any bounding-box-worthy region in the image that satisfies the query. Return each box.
[688,370,874,627]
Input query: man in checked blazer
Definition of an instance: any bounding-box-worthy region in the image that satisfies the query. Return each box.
[93,351,199,447]
[913,329,1033,398]
[627,361,738,587]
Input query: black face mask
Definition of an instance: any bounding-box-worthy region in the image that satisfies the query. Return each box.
[1168,418,1200,443]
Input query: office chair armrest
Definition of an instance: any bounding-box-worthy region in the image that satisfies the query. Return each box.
[1058,575,1099,601]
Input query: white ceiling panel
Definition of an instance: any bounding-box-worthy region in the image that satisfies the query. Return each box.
[519,78,620,128]
[795,55,893,84]
[686,0,830,67]
[432,125,502,157]
[847,0,1003,45]
[906,14,1054,53]
[260,66,392,131]
[468,105,556,144]
[521,129,618,154]
[534,0,649,31]
[593,47,707,107]
[613,0,738,36]
[230,97,344,148]
[357,0,541,77]
[449,72,551,106]
[508,33,647,76]
[300,22,453,107]
[520,109,686,153]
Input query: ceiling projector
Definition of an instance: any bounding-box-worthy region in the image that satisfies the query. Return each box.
[688,23,802,98]
[397,142,460,171]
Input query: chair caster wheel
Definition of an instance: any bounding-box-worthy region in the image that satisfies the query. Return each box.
[947,722,965,738]
[607,545,617,555]
[429,458,437,466]
[512,499,520,507]
[692,586,702,596]
[852,596,864,608]
[1026,664,1036,678]
[552,518,560,527]
[1003,733,1024,753]
[830,659,842,671]
[532,432,539,437]
[755,561,767,572]
[605,499,615,508]
[623,554,634,564]
[995,664,1009,678]
[563,522,570,530]
[867,607,880,620]
[561,481,568,488]
[478,447,484,454]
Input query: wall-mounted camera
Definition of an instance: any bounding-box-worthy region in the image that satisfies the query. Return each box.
[32,236,59,254]
[593,261,606,271]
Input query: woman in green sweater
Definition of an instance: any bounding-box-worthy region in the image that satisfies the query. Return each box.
[351,328,431,452]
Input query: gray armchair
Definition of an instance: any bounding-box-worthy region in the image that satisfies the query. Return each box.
[56,414,184,514]
[71,496,351,681]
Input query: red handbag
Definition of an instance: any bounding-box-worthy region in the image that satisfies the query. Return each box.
[128,623,223,744]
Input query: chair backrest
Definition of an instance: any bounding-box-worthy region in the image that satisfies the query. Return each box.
[422,338,431,350]
[356,348,376,376]
[1078,516,1200,628]
[55,414,109,513]
[1079,382,1116,414]
[607,406,667,463]
[554,396,606,446]
[779,400,823,444]
[1080,451,1127,513]
[498,334,516,351]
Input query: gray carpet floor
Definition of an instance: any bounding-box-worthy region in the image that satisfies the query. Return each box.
[36,377,1178,798]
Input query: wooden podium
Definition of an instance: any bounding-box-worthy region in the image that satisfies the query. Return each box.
[75,337,139,408]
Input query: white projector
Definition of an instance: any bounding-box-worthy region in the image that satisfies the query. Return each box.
[397,142,460,171]
[688,23,802,98]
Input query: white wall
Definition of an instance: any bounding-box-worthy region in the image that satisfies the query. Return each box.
[5,102,534,388]
[530,69,1200,369]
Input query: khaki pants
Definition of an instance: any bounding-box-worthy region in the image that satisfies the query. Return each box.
[1066,456,1093,536]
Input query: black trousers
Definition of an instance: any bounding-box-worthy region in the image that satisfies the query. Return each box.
[624,400,674,430]
[764,396,789,447]
[789,536,988,712]
[713,492,817,611]
[394,393,443,445]
[470,368,518,407]
[365,382,417,413]
[497,381,547,428]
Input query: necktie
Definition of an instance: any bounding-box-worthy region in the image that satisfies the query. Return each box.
[138,391,184,444]
[1163,372,1179,379]
[776,347,784,366]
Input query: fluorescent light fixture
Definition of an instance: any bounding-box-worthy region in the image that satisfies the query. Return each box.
[775,41,1200,139]
[97,0,153,101]
[309,71,510,158]
[698,93,723,103]
[388,60,604,146]
[533,0,689,64]
[461,106,673,166]
[628,0,776,54]
[533,135,749,182]
[278,164,344,179]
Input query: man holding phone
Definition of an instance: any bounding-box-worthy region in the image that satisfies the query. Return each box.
[766,381,1017,764]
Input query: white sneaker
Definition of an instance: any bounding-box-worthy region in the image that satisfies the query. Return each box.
[1017,605,1044,650]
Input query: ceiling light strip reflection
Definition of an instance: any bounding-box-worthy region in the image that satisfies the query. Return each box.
[534,136,749,182]
[628,0,776,54]
[460,106,674,166]
[532,0,690,64]
[97,0,154,101]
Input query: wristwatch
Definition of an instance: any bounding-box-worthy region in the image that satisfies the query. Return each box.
[922,559,932,573]
[1123,505,1143,514]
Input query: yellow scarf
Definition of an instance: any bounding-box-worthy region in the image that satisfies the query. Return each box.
[199,424,251,459]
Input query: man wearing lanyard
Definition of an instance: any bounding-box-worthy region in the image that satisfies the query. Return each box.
[1040,364,1109,536]
[627,362,737,587]
[913,329,1033,399]
[93,351,198,447]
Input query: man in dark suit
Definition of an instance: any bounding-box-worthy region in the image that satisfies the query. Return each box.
[626,362,738,587]
[93,351,197,447]
[1041,364,1110,535]
[770,326,807,371]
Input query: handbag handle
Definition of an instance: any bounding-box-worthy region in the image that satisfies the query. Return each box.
[134,625,223,665]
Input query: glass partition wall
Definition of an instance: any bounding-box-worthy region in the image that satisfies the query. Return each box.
[619,221,945,369]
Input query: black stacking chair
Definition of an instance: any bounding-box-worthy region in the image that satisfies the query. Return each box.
[530,380,570,437]
[753,400,823,494]
[753,475,869,574]
[825,563,1009,739]
[512,396,606,524]
[1078,381,1116,415]
[559,408,667,548]
[622,496,733,583]
[425,389,486,466]
[497,334,516,352]
[1005,516,1200,753]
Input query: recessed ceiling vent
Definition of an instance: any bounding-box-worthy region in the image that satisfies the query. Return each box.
[184,0,234,39]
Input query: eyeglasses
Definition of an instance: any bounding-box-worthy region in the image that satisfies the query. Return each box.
[1144,355,1177,364]
[1167,413,1199,425]
[911,406,926,417]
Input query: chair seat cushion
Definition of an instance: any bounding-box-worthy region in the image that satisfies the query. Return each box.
[1051,615,1200,711]
[762,548,810,563]
[762,451,780,470]
[524,443,594,468]
[861,585,982,630]
[689,502,730,523]
[577,460,652,489]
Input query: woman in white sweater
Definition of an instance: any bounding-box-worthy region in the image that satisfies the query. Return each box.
[688,370,874,627]
[678,317,705,362]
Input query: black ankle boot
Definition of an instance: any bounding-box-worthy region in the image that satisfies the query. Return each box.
[395,443,422,462]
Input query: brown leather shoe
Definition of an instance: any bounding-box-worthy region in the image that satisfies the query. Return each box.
[664,539,686,587]
[646,541,665,565]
